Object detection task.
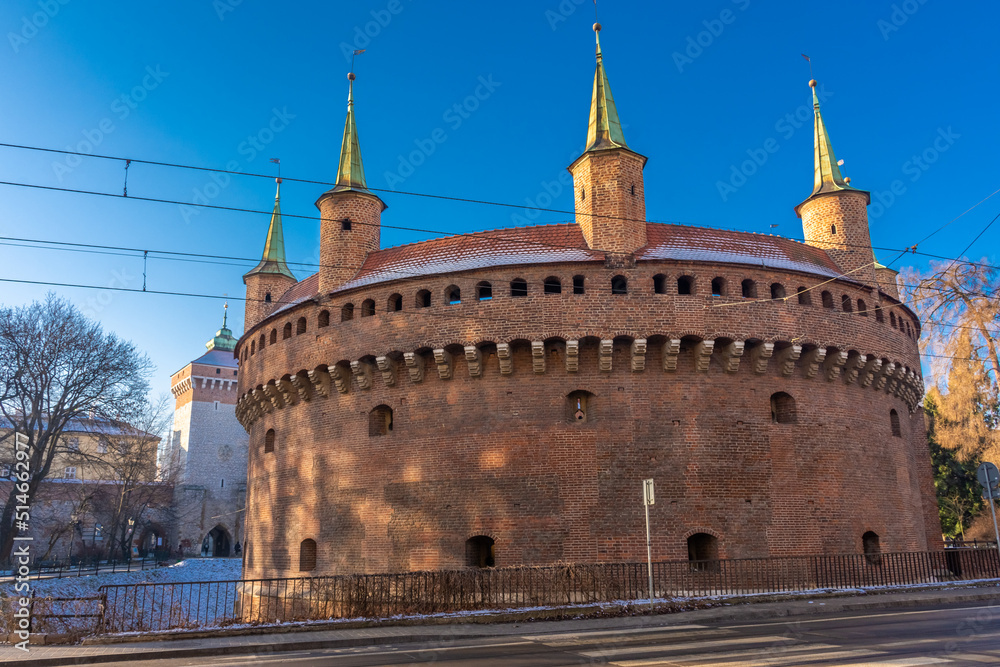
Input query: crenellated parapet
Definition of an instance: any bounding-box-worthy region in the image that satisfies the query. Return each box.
[234,333,924,430]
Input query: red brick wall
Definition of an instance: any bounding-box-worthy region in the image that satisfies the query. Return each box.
[244,274,297,333]
[799,191,877,287]
[569,149,647,254]
[316,191,383,293]
[235,261,938,579]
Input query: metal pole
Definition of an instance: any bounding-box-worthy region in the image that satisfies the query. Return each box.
[988,486,1000,554]
[644,500,653,612]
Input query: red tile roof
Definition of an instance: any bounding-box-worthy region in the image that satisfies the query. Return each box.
[273,222,842,314]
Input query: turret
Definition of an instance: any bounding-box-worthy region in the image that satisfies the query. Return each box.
[316,72,386,295]
[243,179,296,331]
[794,79,877,288]
[567,23,647,257]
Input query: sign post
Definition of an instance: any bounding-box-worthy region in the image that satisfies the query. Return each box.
[976,462,1000,551]
[642,478,655,611]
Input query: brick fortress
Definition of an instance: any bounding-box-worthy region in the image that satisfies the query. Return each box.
[234,24,939,578]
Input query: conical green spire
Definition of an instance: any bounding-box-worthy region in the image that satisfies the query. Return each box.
[807,79,854,197]
[585,24,629,153]
[244,179,295,282]
[206,302,237,352]
[332,73,370,193]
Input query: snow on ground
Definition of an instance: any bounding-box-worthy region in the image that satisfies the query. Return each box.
[10,558,243,600]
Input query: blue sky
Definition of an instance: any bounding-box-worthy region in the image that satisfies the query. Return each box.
[1,0,997,401]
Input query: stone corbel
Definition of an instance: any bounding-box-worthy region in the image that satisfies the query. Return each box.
[860,357,883,388]
[777,344,802,377]
[331,365,351,394]
[874,362,896,391]
[531,341,546,374]
[496,343,513,375]
[694,340,715,372]
[403,353,424,383]
[749,342,774,374]
[631,339,647,372]
[599,339,614,372]
[716,340,744,374]
[289,374,312,402]
[801,347,827,379]
[276,379,298,406]
[307,368,331,398]
[351,360,373,390]
[565,340,579,373]
[464,346,482,378]
[822,349,848,382]
[662,338,681,372]
[433,348,452,380]
[842,353,866,385]
[262,384,284,410]
[375,356,397,386]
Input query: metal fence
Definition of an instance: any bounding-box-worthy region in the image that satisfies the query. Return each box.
[0,557,158,581]
[96,549,1000,634]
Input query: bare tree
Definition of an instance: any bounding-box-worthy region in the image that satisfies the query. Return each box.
[0,294,152,562]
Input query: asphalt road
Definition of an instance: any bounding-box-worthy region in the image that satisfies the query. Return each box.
[120,602,1000,666]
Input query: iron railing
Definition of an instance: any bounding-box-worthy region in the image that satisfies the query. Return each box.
[96,549,1000,634]
[0,556,158,581]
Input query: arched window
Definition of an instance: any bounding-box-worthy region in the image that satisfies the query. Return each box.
[711,277,725,296]
[831,224,837,235]
[890,312,897,328]
[475,281,492,301]
[264,291,272,304]
[875,307,885,323]
[416,290,431,308]
[611,275,628,295]
[567,390,595,423]
[741,279,756,298]
[299,539,317,572]
[653,274,667,295]
[770,283,786,299]
[269,329,277,344]
[388,294,403,312]
[821,291,834,309]
[369,405,393,436]
[688,533,719,572]
[341,303,354,321]
[573,275,585,295]
[510,278,528,297]
[544,276,562,294]
[283,323,292,339]
[797,287,811,306]
[770,392,796,424]
[296,317,307,334]
[264,429,275,453]
[466,535,495,568]
[857,299,868,317]
[863,531,882,565]
[445,285,461,305]
[677,275,694,295]
[841,295,853,313]
[258,334,265,351]
[361,299,375,317]
[890,409,901,437]
[318,310,330,328]
[250,340,256,356]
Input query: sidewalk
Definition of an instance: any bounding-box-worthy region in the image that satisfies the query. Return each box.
[2,581,998,666]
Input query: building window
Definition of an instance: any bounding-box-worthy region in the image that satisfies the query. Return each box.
[264,292,272,303]
[341,219,352,231]
[361,299,376,317]
[214,401,219,411]
[318,310,330,327]
[711,277,725,296]
[388,294,403,312]
[857,299,868,317]
[875,307,885,323]
[544,276,562,294]
[466,535,495,568]
[67,437,80,452]
[688,533,719,571]
[216,368,221,374]
[821,291,834,309]
[476,281,493,301]
[259,334,265,351]
[567,390,595,423]
[342,303,355,321]
[250,341,256,356]
[677,275,694,295]
[445,285,461,305]
[96,441,107,454]
[270,329,277,344]
[369,405,393,436]
[510,278,528,297]
[611,275,628,295]
[283,323,292,339]
[770,283,786,299]
[653,274,667,295]
[890,312,897,328]
[797,287,811,306]
[841,295,853,313]
[416,290,431,308]
[573,275,585,294]
[299,539,317,572]
[264,429,275,453]
[64,467,77,480]
[296,317,307,334]
[741,279,756,298]
[890,409,901,437]
[863,531,882,565]
[770,392,796,424]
